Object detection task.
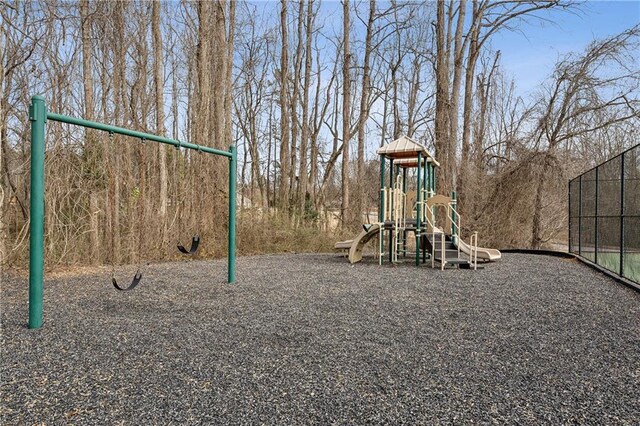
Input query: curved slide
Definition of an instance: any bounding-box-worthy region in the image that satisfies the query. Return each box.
[334,223,381,264]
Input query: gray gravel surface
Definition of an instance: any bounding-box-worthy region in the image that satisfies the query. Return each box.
[1,253,639,424]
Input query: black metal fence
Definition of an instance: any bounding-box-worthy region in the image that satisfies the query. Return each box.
[569,144,640,285]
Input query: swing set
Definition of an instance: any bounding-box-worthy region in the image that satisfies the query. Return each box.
[27,95,237,329]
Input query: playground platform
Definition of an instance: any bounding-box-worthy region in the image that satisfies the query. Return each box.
[1,253,639,423]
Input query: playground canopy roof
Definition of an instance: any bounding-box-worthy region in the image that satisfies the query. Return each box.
[376,135,440,166]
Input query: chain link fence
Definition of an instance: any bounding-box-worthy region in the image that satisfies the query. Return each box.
[569,144,640,284]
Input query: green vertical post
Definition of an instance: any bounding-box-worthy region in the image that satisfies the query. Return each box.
[28,95,46,329]
[451,190,457,243]
[416,152,422,266]
[402,168,407,194]
[620,152,625,277]
[423,158,428,199]
[228,144,237,283]
[432,164,436,193]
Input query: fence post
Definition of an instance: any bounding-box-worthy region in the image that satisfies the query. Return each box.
[228,144,237,283]
[620,151,625,277]
[578,176,582,256]
[28,95,46,329]
[595,166,599,265]
[568,181,572,253]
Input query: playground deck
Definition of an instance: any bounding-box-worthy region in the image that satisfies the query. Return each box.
[1,254,639,424]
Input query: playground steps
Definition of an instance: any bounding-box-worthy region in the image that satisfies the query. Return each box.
[425,233,475,269]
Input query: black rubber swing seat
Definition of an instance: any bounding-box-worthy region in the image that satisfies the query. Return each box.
[112,270,143,291]
[177,235,200,255]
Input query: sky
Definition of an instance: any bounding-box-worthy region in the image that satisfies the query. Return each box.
[305,0,640,100]
[490,0,640,97]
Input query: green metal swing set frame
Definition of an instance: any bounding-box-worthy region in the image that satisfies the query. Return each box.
[27,95,237,329]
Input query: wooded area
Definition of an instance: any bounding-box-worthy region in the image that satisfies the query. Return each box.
[1,0,639,269]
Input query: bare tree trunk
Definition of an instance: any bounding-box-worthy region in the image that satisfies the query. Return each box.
[355,0,374,221]
[434,0,451,195]
[406,57,419,137]
[214,0,227,151]
[0,26,5,268]
[341,0,351,226]
[80,0,94,119]
[225,0,236,148]
[152,1,168,250]
[278,0,291,212]
[448,0,467,190]
[111,0,127,264]
[80,0,101,263]
[458,12,480,210]
[531,153,552,249]
[290,0,305,208]
[298,0,314,218]
[473,51,500,171]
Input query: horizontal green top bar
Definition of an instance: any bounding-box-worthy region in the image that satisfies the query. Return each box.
[47,112,232,158]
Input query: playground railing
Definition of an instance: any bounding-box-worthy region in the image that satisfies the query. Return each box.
[423,210,444,269]
[446,203,461,259]
[470,232,479,271]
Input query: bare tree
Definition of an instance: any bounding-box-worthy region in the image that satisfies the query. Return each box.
[152,1,168,250]
[279,0,291,212]
[530,26,640,248]
[341,0,351,226]
[298,0,315,218]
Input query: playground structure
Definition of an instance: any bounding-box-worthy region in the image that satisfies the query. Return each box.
[27,95,237,329]
[336,136,501,269]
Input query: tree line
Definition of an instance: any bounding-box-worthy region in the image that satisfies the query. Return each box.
[1,0,639,268]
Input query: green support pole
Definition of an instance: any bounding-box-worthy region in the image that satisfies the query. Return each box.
[28,95,46,329]
[416,152,422,266]
[389,159,394,188]
[432,164,436,193]
[423,158,428,199]
[402,168,407,197]
[228,145,237,283]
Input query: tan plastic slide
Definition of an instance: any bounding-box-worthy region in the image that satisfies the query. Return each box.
[334,223,381,264]
[431,225,501,261]
[457,237,501,261]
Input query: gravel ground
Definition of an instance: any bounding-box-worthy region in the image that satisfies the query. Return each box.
[1,253,639,424]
